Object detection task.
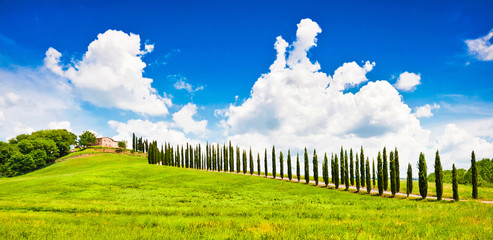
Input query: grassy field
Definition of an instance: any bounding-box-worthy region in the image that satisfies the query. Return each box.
[0,152,492,239]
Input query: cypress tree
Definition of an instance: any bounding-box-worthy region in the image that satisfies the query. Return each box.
[206,143,210,170]
[390,151,396,197]
[471,151,478,199]
[176,146,181,168]
[242,150,247,174]
[418,152,428,199]
[181,146,184,168]
[366,158,371,194]
[377,152,383,196]
[395,147,400,192]
[334,155,339,189]
[452,164,459,201]
[372,158,376,187]
[185,146,189,168]
[287,150,292,181]
[304,147,309,184]
[355,154,360,192]
[217,143,221,171]
[331,155,335,184]
[132,133,136,151]
[313,149,318,186]
[345,150,349,190]
[360,146,365,187]
[323,153,329,187]
[229,141,234,172]
[340,147,344,186]
[160,145,164,165]
[249,148,254,175]
[257,152,261,175]
[272,146,276,179]
[296,153,301,182]
[406,163,412,197]
[264,149,268,177]
[223,144,227,172]
[350,149,354,186]
[236,146,240,173]
[280,151,284,179]
[383,147,388,191]
[434,150,443,201]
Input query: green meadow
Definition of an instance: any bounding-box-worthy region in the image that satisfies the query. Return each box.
[0,152,492,239]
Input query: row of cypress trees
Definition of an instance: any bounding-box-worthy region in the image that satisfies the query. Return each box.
[408,150,479,201]
[141,134,479,201]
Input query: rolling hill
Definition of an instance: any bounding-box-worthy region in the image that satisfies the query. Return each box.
[0,151,491,239]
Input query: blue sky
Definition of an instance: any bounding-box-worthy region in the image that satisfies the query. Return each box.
[1,0,492,170]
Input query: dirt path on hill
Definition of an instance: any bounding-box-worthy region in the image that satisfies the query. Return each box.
[199,168,493,204]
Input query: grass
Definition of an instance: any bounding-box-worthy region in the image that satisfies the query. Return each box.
[0,152,492,239]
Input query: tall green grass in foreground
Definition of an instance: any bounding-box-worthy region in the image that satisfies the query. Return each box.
[0,152,492,239]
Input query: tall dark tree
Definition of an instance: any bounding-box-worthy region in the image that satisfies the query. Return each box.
[340,147,344,186]
[331,155,335,184]
[390,151,396,197]
[257,153,261,176]
[181,146,184,168]
[372,158,376,187]
[304,147,309,184]
[383,147,388,191]
[280,151,284,179]
[350,149,354,186]
[264,149,268,177]
[406,163,413,197]
[229,141,234,172]
[434,150,443,201]
[395,147,400,192]
[377,152,384,196]
[296,153,301,182]
[224,144,228,172]
[272,146,276,179]
[418,152,428,199]
[249,148,254,175]
[323,153,329,187]
[132,133,136,151]
[236,146,240,173]
[344,150,349,190]
[360,146,365,187]
[313,149,318,186]
[452,164,459,201]
[236,146,241,173]
[355,154,360,192]
[287,150,292,181]
[471,151,478,199]
[242,150,247,174]
[334,155,339,189]
[366,158,371,194]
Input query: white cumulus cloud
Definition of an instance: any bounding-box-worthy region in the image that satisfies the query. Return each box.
[413,103,440,118]
[172,103,208,135]
[394,72,421,92]
[216,18,493,176]
[44,29,171,116]
[108,119,201,149]
[465,29,493,61]
[48,121,72,132]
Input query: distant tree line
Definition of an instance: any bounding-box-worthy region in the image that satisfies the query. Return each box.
[0,129,76,177]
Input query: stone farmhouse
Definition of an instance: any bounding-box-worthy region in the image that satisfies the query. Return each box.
[94,137,119,148]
